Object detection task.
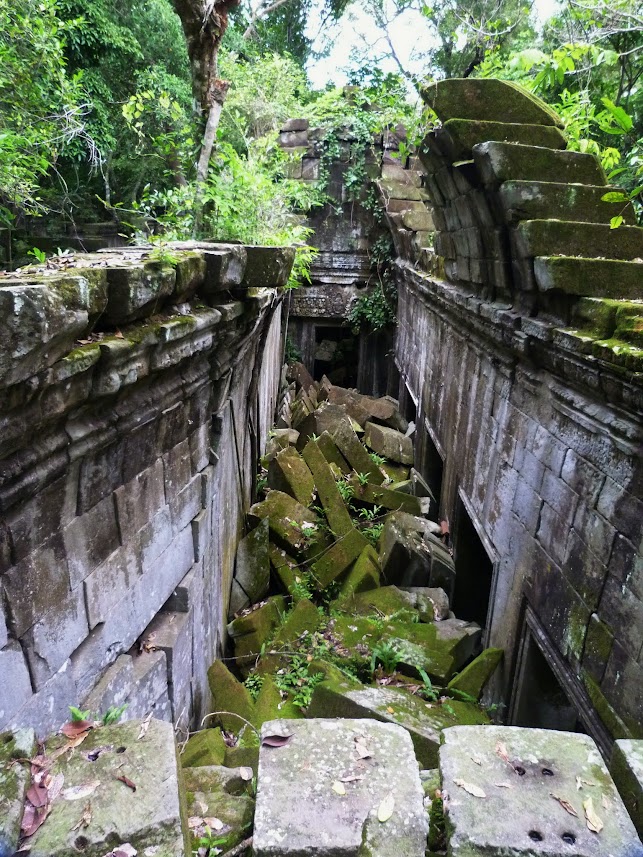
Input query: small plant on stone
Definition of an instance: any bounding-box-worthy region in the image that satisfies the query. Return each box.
[369,452,386,466]
[370,640,402,675]
[290,572,314,601]
[356,472,370,486]
[362,522,384,547]
[194,826,228,856]
[244,673,264,701]
[416,668,439,703]
[274,655,324,711]
[358,505,382,522]
[101,704,128,725]
[69,706,92,722]
[336,477,355,502]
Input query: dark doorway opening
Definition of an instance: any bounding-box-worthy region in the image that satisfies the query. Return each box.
[398,381,417,425]
[418,427,443,519]
[513,629,586,732]
[313,325,358,387]
[452,496,494,628]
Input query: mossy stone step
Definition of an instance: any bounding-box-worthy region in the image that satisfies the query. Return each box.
[436,119,567,161]
[447,647,503,700]
[338,545,381,599]
[534,255,643,301]
[474,141,604,187]
[513,219,643,261]
[499,181,638,225]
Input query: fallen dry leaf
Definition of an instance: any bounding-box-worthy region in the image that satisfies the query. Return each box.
[21,802,51,837]
[551,794,579,817]
[239,767,253,781]
[72,801,92,831]
[111,845,137,857]
[354,737,371,760]
[261,733,293,748]
[26,782,48,808]
[602,795,610,810]
[340,775,363,783]
[454,779,486,798]
[386,706,395,714]
[61,720,94,739]
[205,817,224,831]
[495,741,510,764]
[378,793,395,822]
[584,797,604,833]
[48,773,65,802]
[138,712,153,740]
[494,782,512,789]
[471,757,482,766]
[115,775,136,792]
[332,781,346,796]
[62,780,101,801]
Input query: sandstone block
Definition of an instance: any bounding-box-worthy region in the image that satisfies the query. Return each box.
[400,586,450,621]
[126,649,169,720]
[338,545,381,599]
[364,422,414,465]
[380,512,455,597]
[84,544,141,629]
[0,643,33,727]
[200,246,247,295]
[173,250,207,300]
[474,141,603,187]
[331,421,385,485]
[181,727,227,768]
[249,491,328,558]
[63,492,121,588]
[421,78,563,127]
[7,658,78,738]
[311,529,370,590]
[227,597,287,673]
[28,719,188,857]
[104,260,176,324]
[184,763,255,853]
[82,653,134,716]
[254,718,428,857]
[295,404,353,451]
[234,518,271,607]
[268,447,315,505]
[243,245,296,288]
[24,585,89,688]
[499,181,637,225]
[142,610,192,729]
[207,660,256,732]
[302,438,354,536]
[440,725,643,857]
[611,739,643,838]
[115,459,165,542]
[534,255,643,301]
[281,118,309,132]
[437,119,567,160]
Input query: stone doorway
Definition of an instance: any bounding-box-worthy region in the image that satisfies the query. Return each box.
[451,494,495,630]
[313,324,358,387]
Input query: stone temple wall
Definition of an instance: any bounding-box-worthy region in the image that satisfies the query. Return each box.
[393,79,643,752]
[0,243,292,738]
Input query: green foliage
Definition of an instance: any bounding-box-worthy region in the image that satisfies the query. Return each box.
[417,667,439,702]
[335,476,355,502]
[69,705,91,722]
[362,522,384,547]
[347,282,397,333]
[101,704,128,725]
[274,655,324,710]
[290,571,315,601]
[370,640,401,675]
[285,336,302,364]
[244,673,265,701]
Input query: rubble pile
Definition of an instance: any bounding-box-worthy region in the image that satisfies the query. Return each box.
[175,369,504,854]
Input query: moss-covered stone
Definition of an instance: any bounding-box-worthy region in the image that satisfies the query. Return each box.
[330,420,386,485]
[258,599,323,674]
[571,296,620,338]
[582,671,634,740]
[267,446,315,505]
[311,528,370,590]
[610,739,643,838]
[514,219,643,262]
[592,337,643,372]
[181,727,227,768]
[254,675,303,724]
[233,518,270,609]
[380,461,410,483]
[439,119,567,160]
[268,543,302,598]
[227,597,287,673]
[582,614,614,681]
[173,251,207,301]
[350,479,422,515]
[500,181,638,225]
[474,140,604,187]
[338,545,381,599]
[615,303,643,347]
[421,78,564,127]
[207,660,257,732]
[447,648,503,700]
[0,728,35,857]
[335,586,419,621]
[223,725,260,774]
[316,430,351,474]
[249,491,328,559]
[535,255,643,300]
[184,764,255,853]
[302,438,354,536]
[243,245,296,288]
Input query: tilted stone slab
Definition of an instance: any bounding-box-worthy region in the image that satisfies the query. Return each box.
[249,491,328,558]
[435,119,567,161]
[350,479,424,515]
[307,685,488,769]
[311,528,370,590]
[512,219,643,262]
[380,512,455,598]
[227,596,287,674]
[331,421,386,484]
[233,518,271,612]
[474,141,604,187]
[295,404,354,451]
[364,422,414,465]
[421,78,564,128]
[253,718,428,857]
[0,284,88,387]
[498,181,638,225]
[610,739,643,838]
[302,438,354,536]
[27,718,188,857]
[440,725,643,857]
[316,431,352,474]
[447,647,503,700]
[534,256,643,300]
[0,728,36,857]
[267,447,316,505]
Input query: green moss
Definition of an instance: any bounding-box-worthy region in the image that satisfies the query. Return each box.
[181,728,226,768]
[206,660,256,732]
[254,675,302,724]
[582,672,634,740]
[428,795,446,852]
[565,603,589,661]
[571,297,620,339]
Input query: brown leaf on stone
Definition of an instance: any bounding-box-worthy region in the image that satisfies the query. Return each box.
[495,741,510,764]
[61,720,94,739]
[21,802,51,837]
[583,797,604,833]
[453,779,486,798]
[26,782,48,808]
[261,733,293,748]
[71,801,92,831]
[138,712,153,740]
[115,774,137,792]
[550,794,579,817]
[48,773,65,802]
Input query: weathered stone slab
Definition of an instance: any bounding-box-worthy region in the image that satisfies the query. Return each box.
[268,447,315,505]
[339,545,381,599]
[254,718,428,857]
[227,596,287,673]
[307,685,488,768]
[380,512,455,597]
[331,421,386,485]
[0,728,36,857]
[611,739,643,837]
[104,261,176,324]
[534,256,643,300]
[28,719,188,857]
[499,181,638,225]
[400,586,450,621]
[316,431,352,474]
[249,491,327,558]
[474,141,603,187]
[181,727,227,768]
[440,725,643,857]
[234,518,271,609]
[512,219,643,262]
[207,660,256,732]
[437,119,567,160]
[447,647,503,699]
[295,404,353,451]
[421,78,564,127]
[311,529,370,590]
[302,438,354,537]
[243,245,296,288]
[350,479,424,515]
[183,764,255,853]
[364,422,414,465]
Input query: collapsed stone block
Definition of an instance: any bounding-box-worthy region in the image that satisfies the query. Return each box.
[268,447,316,505]
[364,422,414,465]
[350,479,424,515]
[307,684,488,768]
[316,431,351,474]
[380,512,455,597]
[181,726,227,768]
[258,599,323,673]
[253,718,428,857]
[243,245,296,288]
[338,545,381,599]
[232,518,271,617]
[440,725,643,857]
[400,586,450,621]
[0,728,35,857]
[447,647,503,700]
[610,739,643,838]
[331,421,386,485]
[295,404,354,451]
[227,597,287,674]
[249,491,328,559]
[254,675,303,724]
[183,764,255,855]
[302,438,354,536]
[207,659,257,731]
[311,528,370,590]
[27,718,188,857]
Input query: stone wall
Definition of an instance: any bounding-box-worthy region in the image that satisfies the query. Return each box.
[0,242,292,737]
[393,79,643,751]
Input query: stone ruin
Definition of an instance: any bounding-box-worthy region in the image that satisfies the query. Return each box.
[0,77,642,856]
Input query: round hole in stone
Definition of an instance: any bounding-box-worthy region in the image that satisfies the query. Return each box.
[3,734,12,744]
[542,768,554,776]
[514,766,526,776]
[528,831,543,842]
[75,836,90,851]
[562,833,576,845]
[116,746,126,754]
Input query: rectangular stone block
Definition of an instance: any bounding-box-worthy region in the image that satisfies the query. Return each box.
[63,492,121,588]
[610,739,643,838]
[84,543,142,629]
[142,610,192,731]
[140,505,174,571]
[115,459,165,542]
[23,585,89,688]
[6,468,78,562]
[7,658,77,738]
[254,718,428,857]
[82,653,134,715]
[125,649,170,720]
[440,725,643,857]
[170,473,203,535]
[0,641,33,727]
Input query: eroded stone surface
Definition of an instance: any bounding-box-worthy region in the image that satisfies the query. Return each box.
[254,718,428,857]
[611,739,643,838]
[0,728,35,857]
[440,725,643,857]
